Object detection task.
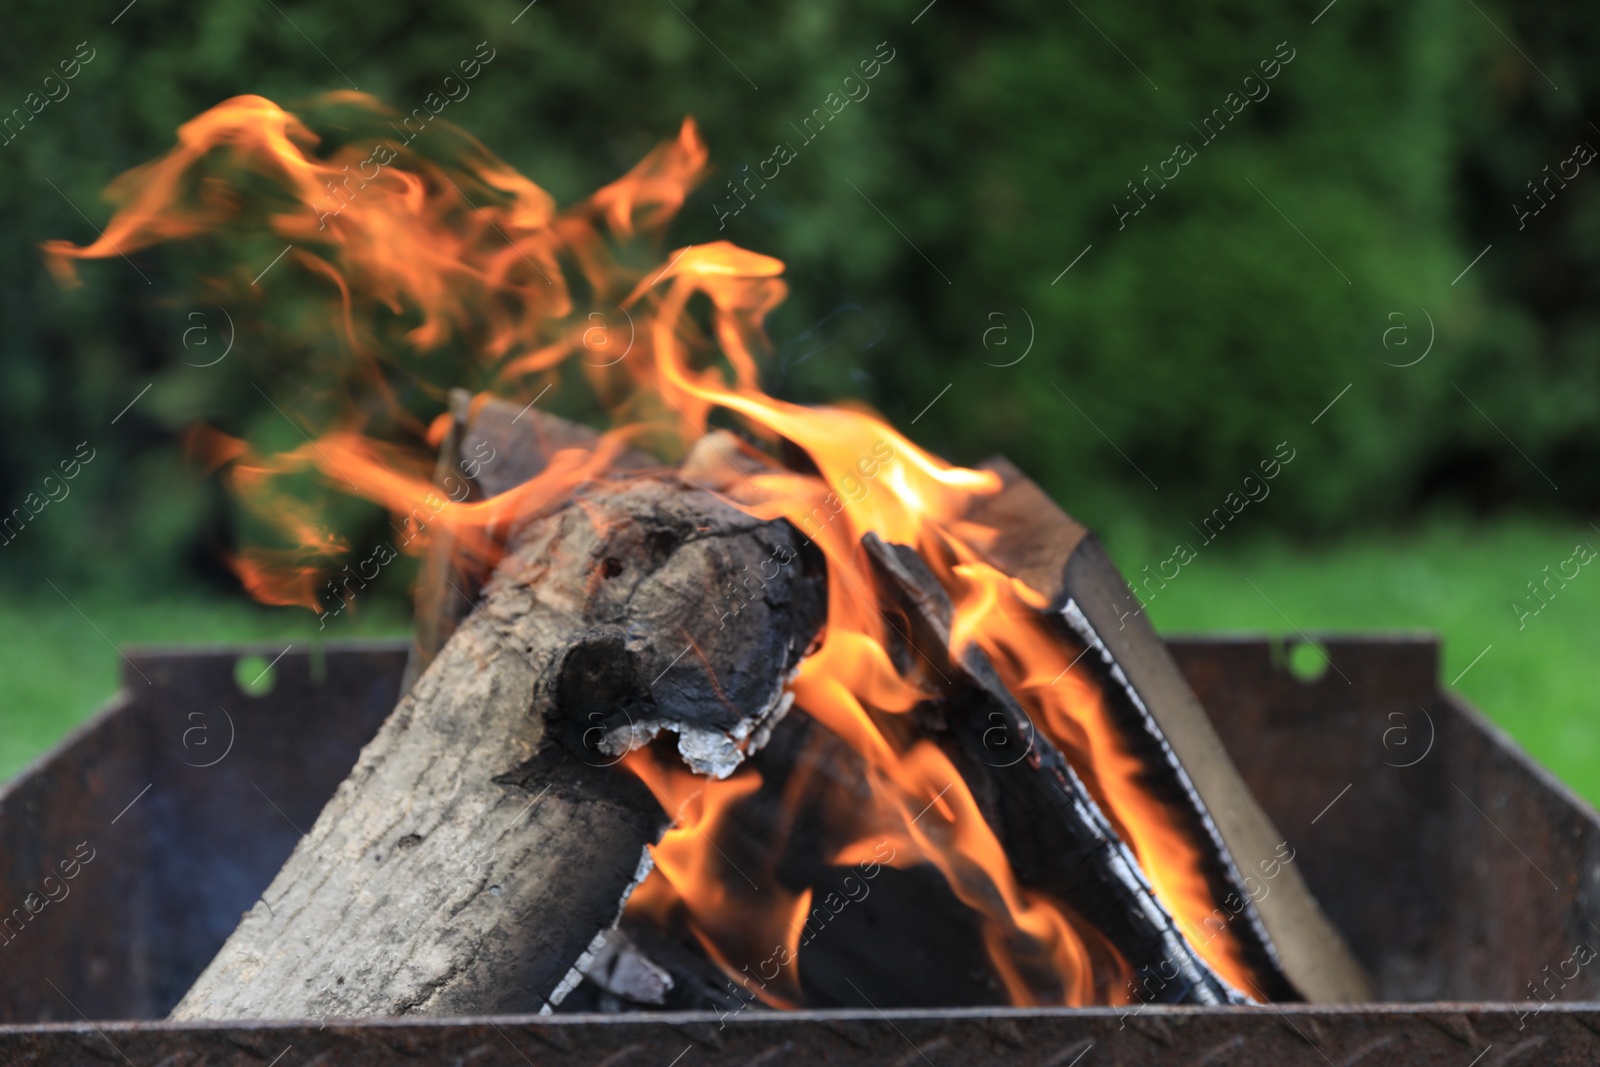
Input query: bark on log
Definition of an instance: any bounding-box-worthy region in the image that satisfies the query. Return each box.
[862,533,1240,1005]
[403,387,476,697]
[405,391,658,690]
[172,476,823,1020]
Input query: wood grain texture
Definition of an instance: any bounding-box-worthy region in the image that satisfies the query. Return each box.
[405,391,659,688]
[969,456,1370,1002]
[862,533,1239,1005]
[173,476,822,1020]
[1058,540,1371,1002]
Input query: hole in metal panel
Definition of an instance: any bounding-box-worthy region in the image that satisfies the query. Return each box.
[234,654,277,696]
[1286,640,1330,683]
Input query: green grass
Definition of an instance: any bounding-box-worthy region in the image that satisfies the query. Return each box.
[3,518,1598,806]
[1104,516,1600,804]
[0,585,409,783]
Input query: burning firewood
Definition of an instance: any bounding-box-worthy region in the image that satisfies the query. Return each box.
[587,701,1018,1011]
[963,458,1372,1003]
[381,399,1363,1012]
[48,94,1370,1017]
[171,475,824,1019]
[860,532,1240,1005]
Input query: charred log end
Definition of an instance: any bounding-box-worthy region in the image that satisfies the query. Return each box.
[173,475,827,1021]
[552,629,652,758]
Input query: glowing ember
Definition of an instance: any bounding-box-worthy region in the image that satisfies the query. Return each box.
[47,92,1256,1005]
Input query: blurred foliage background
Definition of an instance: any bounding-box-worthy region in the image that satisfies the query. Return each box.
[2,0,1599,791]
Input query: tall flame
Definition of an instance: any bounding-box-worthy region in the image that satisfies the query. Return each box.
[50,92,1254,1004]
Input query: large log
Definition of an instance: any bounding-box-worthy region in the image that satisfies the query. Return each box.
[964,456,1371,1002]
[172,475,823,1020]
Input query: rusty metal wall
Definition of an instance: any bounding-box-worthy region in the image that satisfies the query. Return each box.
[0,642,406,1022]
[1171,635,1600,1005]
[2,635,1599,1064]
[0,1005,1587,1066]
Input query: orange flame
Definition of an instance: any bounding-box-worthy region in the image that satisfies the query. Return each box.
[52,92,1256,1005]
[941,555,1255,990]
[621,747,811,1008]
